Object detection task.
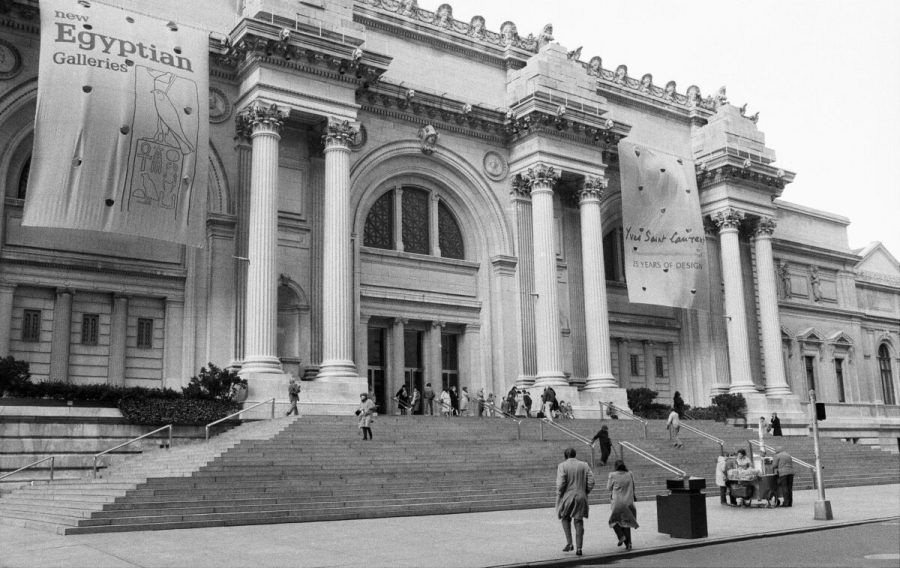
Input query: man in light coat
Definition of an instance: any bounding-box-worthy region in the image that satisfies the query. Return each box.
[772,446,795,507]
[556,447,595,556]
[666,408,683,448]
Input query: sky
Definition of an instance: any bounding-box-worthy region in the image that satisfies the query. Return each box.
[444,0,900,259]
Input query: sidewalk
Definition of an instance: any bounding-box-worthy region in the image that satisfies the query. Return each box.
[1,484,897,568]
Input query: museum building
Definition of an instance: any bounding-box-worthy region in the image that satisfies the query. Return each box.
[0,0,897,440]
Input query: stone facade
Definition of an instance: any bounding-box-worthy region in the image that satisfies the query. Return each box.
[0,1,897,433]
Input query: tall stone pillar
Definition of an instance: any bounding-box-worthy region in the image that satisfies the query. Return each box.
[108,294,128,386]
[390,318,406,414]
[163,298,185,390]
[511,180,537,386]
[428,321,443,394]
[317,119,359,382]
[0,283,15,355]
[714,208,755,393]
[237,103,285,375]
[49,288,74,383]
[754,217,792,396]
[232,139,252,365]
[578,177,616,389]
[616,338,630,387]
[643,340,656,391]
[520,164,566,387]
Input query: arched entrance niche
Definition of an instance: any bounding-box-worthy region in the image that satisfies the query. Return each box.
[277,275,310,379]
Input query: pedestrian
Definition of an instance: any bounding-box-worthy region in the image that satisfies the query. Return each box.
[506,386,518,416]
[591,424,613,466]
[556,447,594,557]
[715,454,730,505]
[410,386,422,415]
[673,391,685,418]
[423,382,435,416]
[440,387,452,416]
[449,386,459,416]
[285,377,301,416]
[476,388,485,418]
[524,390,533,418]
[607,459,639,551]
[666,408,683,448]
[768,412,783,436]
[355,392,376,440]
[772,446,795,507]
[486,392,495,417]
[515,390,527,417]
[394,385,410,415]
[460,386,470,416]
[543,397,555,422]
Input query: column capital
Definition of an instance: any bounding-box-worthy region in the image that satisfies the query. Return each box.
[431,320,445,329]
[323,119,360,149]
[510,174,531,198]
[754,216,777,237]
[616,337,629,345]
[578,176,607,204]
[235,102,286,139]
[512,163,561,195]
[713,208,745,231]
[55,287,75,297]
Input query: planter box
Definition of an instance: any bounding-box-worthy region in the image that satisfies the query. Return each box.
[0,397,118,408]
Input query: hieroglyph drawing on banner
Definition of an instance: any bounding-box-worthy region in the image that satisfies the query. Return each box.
[618,141,710,309]
[23,0,208,246]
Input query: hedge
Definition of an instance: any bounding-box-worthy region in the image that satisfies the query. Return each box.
[118,396,241,426]
[2,380,182,403]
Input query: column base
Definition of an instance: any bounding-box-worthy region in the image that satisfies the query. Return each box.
[709,383,731,397]
[239,356,283,375]
[765,385,793,397]
[572,387,629,419]
[299,377,369,415]
[516,375,536,388]
[533,372,568,388]
[241,370,289,419]
[582,373,618,391]
[728,383,760,395]
[317,359,359,381]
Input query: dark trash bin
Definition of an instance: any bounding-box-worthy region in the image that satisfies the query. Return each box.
[656,477,708,539]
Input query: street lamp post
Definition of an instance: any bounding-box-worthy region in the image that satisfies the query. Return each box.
[808,389,833,520]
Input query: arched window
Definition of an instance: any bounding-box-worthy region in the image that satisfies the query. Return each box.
[878,344,896,405]
[363,187,465,260]
[17,157,30,199]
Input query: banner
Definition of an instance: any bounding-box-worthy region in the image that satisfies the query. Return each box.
[618,141,709,308]
[23,0,208,246]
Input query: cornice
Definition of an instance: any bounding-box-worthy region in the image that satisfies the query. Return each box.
[0,1,39,35]
[695,158,791,194]
[0,250,187,281]
[773,239,862,265]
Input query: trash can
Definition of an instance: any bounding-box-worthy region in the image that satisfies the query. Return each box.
[656,477,708,539]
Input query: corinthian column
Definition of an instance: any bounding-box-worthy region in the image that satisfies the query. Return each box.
[520,164,566,387]
[714,208,755,393]
[754,217,791,396]
[579,177,616,389]
[236,103,285,374]
[317,119,359,381]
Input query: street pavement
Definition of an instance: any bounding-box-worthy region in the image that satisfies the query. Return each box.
[0,483,897,568]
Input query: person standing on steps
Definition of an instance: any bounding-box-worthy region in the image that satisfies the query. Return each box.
[773,446,795,507]
[556,447,594,557]
[515,389,527,418]
[394,385,410,415]
[673,391,685,418]
[666,408,684,448]
[768,412,783,436]
[591,424,613,466]
[423,382,435,416]
[410,386,422,415]
[460,386,470,416]
[356,392,376,440]
[449,385,460,416]
[285,377,301,416]
[607,459,639,550]
[476,388,485,418]
[523,390,533,418]
[440,387,452,416]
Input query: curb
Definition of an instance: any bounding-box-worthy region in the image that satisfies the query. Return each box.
[490,515,900,567]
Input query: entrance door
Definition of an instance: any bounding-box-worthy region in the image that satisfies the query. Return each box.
[404,330,424,413]
[441,333,459,392]
[367,328,387,412]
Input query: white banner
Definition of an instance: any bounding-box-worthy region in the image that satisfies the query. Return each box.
[619,141,709,309]
[23,0,208,246]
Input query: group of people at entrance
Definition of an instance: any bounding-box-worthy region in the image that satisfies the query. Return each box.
[556,447,638,556]
[500,386,574,421]
[392,384,496,417]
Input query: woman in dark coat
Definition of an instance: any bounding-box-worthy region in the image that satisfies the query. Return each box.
[768,412,783,436]
[673,391,685,418]
[394,385,410,415]
[607,460,639,550]
[591,425,613,466]
[449,386,459,416]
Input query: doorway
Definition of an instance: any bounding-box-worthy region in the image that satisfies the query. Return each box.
[367,328,387,412]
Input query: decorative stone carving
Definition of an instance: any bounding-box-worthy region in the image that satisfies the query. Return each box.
[587,56,602,76]
[208,87,232,124]
[686,85,701,107]
[483,151,508,181]
[434,4,452,28]
[235,102,286,139]
[778,260,792,298]
[323,119,359,148]
[418,124,438,154]
[349,123,367,151]
[664,81,677,101]
[755,217,776,236]
[510,174,530,197]
[614,64,628,84]
[714,86,729,108]
[567,46,582,60]
[809,265,823,302]
[537,23,554,50]
[468,15,486,37]
[500,21,519,46]
[522,164,560,190]
[399,0,418,17]
[578,176,606,202]
[639,74,653,93]
[713,208,744,230]
[0,38,22,80]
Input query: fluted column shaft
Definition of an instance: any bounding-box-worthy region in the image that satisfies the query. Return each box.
[616,338,630,387]
[318,120,359,381]
[715,209,754,392]
[521,165,566,387]
[108,294,128,386]
[754,218,791,396]
[232,141,252,364]
[579,179,616,389]
[239,105,284,373]
[49,289,74,383]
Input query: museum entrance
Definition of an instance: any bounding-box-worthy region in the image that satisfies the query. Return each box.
[404,330,424,413]
[367,328,387,413]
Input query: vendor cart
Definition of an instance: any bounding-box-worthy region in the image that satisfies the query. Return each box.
[727,473,778,508]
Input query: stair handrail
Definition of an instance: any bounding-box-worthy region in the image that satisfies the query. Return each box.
[617,440,687,478]
[679,421,726,455]
[540,418,596,468]
[482,402,522,440]
[206,398,276,441]
[93,424,172,477]
[598,401,648,439]
[749,439,818,490]
[0,456,55,482]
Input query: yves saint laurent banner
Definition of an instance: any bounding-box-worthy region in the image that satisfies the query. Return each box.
[23,0,208,246]
[618,141,709,309]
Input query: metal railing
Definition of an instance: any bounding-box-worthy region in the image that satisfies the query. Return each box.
[748,440,818,489]
[483,402,522,440]
[93,425,172,477]
[618,440,687,478]
[598,401,648,439]
[206,398,276,441]
[540,418,596,467]
[680,421,726,455]
[0,456,56,482]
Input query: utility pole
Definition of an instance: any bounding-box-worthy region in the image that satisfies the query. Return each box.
[809,389,833,520]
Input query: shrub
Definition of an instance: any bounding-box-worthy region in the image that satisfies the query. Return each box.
[0,356,31,395]
[626,387,660,413]
[118,396,241,426]
[182,363,246,402]
[685,406,727,422]
[712,393,747,418]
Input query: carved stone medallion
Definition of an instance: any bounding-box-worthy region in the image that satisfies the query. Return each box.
[0,39,22,80]
[207,87,232,124]
[482,151,508,181]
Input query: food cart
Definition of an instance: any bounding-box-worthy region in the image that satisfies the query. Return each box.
[726,467,777,507]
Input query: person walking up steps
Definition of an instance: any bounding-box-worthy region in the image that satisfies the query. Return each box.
[556,447,594,557]
[285,377,301,416]
[666,408,683,448]
[591,424,613,466]
[356,392,376,440]
[607,459,639,550]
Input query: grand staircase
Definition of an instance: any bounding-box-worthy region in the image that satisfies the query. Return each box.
[0,414,897,534]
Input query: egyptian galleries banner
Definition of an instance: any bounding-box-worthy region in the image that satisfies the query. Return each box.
[618,141,709,309]
[23,0,208,246]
